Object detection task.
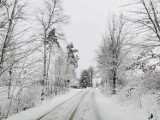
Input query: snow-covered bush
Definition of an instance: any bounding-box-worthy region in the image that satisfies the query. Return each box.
[142,71,160,93]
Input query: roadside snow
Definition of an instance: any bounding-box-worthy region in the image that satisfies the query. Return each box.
[140,93,160,119]
[95,88,149,120]
[6,89,83,120]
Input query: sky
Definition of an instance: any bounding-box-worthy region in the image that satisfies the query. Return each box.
[28,0,130,76]
[62,0,129,75]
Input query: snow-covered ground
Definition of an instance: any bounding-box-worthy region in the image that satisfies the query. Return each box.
[95,88,150,120]
[72,88,101,120]
[6,88,85,120]
[39,89,89,120]
[73,88,154,120]
[6,88,160,120]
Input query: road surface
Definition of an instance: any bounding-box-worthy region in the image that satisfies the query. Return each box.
[37,88,103,120]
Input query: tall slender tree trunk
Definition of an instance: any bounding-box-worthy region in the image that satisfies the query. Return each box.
[41,33,47,101]
[46,46,52,96]
[64,58,69,92]
[0,0,17,75]
[112,48,117,95]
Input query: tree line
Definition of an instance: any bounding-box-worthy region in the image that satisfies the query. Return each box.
[96,0,160,109]
[0,0,78,118]
[79,66,95,88]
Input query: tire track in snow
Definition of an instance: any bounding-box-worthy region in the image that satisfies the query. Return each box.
[69,88,102,120]
[37,89,89,120]
[69,90,90,120]
[92,89,103,120]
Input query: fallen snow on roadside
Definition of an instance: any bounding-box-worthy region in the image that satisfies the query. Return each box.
[6,89,83,120]
[95,88,149,120]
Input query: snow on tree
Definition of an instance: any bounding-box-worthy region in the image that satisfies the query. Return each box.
[96,14,134,95]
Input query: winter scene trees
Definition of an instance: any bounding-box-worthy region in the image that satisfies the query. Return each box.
[0,0,160,120]
[0,0,78,118]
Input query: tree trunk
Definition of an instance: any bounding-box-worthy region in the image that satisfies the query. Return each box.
[0,0,17,75]
[8,67,12,99]
[41,34,47,101]
[113,70,116,95]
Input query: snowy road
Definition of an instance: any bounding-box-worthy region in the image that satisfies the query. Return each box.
[7,88,150,120]
[37,88,102,120]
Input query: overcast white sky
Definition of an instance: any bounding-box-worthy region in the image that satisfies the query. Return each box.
[28,0,130,76]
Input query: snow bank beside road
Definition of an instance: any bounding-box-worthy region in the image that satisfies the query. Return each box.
[95,88,148,120]
[6,89,84,120]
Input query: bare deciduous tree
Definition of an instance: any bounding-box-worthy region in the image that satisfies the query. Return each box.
[125,0,160,44]
[36,0,69,101]
[97,14,132,94]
